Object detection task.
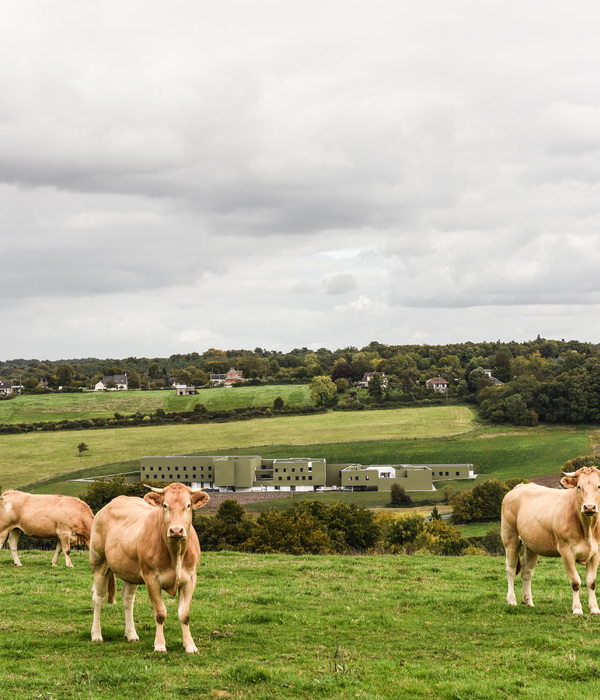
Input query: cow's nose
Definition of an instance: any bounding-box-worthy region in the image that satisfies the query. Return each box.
[582,504,598,515]
[168,526,186,538]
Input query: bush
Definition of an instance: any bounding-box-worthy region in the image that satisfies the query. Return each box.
[386,512,426,549]
[195,499,255,551]
[451,479,510,523]
[389,483,412,506]
[240,510,330,555]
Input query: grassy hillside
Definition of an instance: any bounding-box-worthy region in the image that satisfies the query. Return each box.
[0,405,477,490]
[1,550,599,699]
[0,384,312,424]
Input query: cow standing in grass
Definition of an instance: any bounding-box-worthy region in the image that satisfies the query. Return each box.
[501,467,600,615]
[0,490,94,567]
[90,482,209,653]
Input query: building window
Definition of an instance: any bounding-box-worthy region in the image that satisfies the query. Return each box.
[287,476,290,481]
[283,468,287,473]
[302,476,305,481]
[275,468,279,473]
[300,467,304,472]
[309,476,312,481]
[456,471,460,476]
[365,476,369,480]
[278,477,282,481]
[295,476,299,481]
[292,468,296,473]
[446,472,449,476]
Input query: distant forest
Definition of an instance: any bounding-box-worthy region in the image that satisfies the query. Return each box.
[2,337,600,426]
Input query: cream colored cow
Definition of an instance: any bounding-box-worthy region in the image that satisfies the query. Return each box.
[90,482,209,653]
[0,490,93,567]
[501,467,600,615]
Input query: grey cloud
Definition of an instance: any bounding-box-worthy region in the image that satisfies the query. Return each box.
[323,274,358,296]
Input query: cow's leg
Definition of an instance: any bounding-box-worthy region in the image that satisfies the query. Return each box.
[521,547,538,607]
[51,541,62,566]
[586,552,600,614]
[122,582,140,642]
[7,529,23,567]
[560,549,583,615]
[177,573,198,654]
[56,530,73,567]
[502,527,520,606]
[145,576,168,652]
[91,565,111,642]
[0,527,12,552]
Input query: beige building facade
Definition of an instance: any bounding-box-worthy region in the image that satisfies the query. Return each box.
[140,455,476,493]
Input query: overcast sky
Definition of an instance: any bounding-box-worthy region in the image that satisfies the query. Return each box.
[2,1,600,361]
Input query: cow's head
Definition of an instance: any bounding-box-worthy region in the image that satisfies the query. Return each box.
[144,483,210,538]
[561,467,600,516]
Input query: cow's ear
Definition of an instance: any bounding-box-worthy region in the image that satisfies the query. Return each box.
[191,491,210,509]
[144,492,164,507]
[561,475,577,489]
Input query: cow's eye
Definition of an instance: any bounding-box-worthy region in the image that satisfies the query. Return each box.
[163,503,168,509]
[186,503,191,509]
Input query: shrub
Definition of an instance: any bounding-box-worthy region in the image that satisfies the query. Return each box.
[389,483,412,506]
[240,510,330,555]
[451,479,510,523]
[386,512,426,549]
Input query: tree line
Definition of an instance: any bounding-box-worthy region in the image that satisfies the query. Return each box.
[2,337,600,426]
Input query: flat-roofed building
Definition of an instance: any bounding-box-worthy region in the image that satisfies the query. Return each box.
[140,455,476,493]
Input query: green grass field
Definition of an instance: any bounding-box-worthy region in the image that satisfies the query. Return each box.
[2,549,600,699]
[0,405,478,490]
[0,385,312,424]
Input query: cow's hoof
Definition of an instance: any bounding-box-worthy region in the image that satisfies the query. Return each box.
[91,634,103,643]
[126,635,139,642]
[591,608,600,615]
[573,608,584,616]
[185,645,199,654]
[154,645,167,653]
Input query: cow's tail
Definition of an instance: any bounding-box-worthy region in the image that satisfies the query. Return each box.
[107,571,116,605]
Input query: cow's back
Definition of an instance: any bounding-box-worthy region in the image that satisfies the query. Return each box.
[0,492,92,540]
[90,496,154,584]
[502,483,571,557]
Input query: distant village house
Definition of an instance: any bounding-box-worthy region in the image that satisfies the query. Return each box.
[426,377,449,393]
[357,371,387,388]
[94,374,128,391]
[209,368,246,386]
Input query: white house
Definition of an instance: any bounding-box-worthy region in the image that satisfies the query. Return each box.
[426,377,449,393]
[94,374,128,391]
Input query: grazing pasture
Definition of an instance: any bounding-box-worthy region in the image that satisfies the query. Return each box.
[1,550,600,698]
[0,385,312,424]
[0,405,477,489]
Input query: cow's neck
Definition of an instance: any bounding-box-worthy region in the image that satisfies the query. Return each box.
[163,532,188,589]
[578,512,599,543]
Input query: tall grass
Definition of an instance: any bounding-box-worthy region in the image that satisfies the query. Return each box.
[1,550,600,698]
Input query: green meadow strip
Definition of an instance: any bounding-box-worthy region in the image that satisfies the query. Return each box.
[1,550,600,699]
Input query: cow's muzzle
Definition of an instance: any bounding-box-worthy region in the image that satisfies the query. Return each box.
[582,504,599,516]
[168,526,187,538]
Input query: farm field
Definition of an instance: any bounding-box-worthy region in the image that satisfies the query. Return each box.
[0,405,478,490]
[0,385,312,424]
[1,549,600,698]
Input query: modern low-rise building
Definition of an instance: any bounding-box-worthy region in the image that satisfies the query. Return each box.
[140,455,476,493]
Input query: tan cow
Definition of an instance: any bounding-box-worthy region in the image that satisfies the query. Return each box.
[90,482,210,653]
[501,467,600,615]
[0,490,94,567]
